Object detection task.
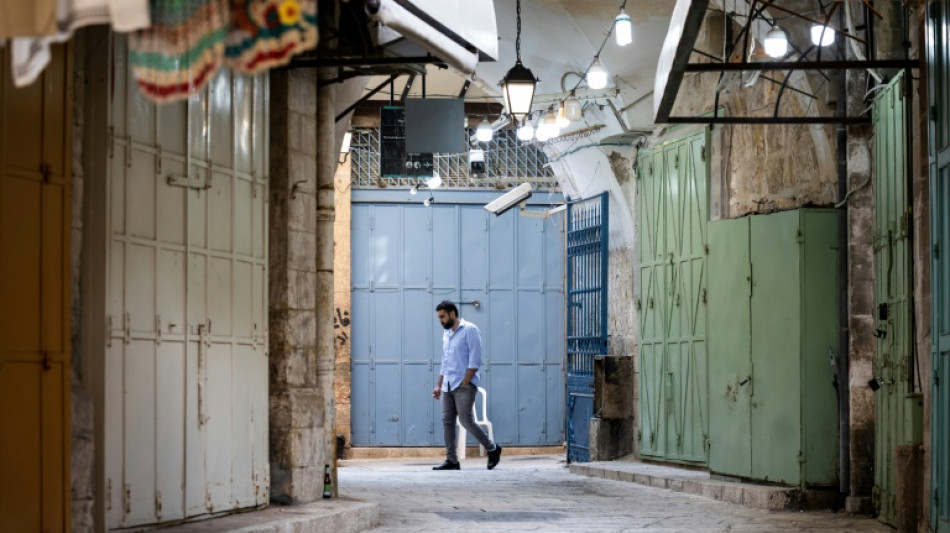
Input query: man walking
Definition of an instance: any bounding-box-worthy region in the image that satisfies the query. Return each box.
[431,300,502,470]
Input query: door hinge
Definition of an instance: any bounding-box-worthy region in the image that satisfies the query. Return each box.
[155,314,162,345]
[935,242,940,260]
[106,315,113,348]
[124,483,131,514]
[796,230,804,243]
[42,350,51,371]
[124,312,131,345]
[106,478,112,511]
[934,370,940,387]
[798,450,806,463]
[700,145,706,162]
[931,106,938,122]
[155,490,163,518]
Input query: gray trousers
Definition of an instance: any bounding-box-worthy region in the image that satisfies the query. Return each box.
[442,383,492,462]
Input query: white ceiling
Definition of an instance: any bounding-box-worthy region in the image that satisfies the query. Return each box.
[366,0,677,130]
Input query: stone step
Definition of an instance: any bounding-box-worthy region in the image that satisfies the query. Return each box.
[571,461,838,512]
[158,499,379,533]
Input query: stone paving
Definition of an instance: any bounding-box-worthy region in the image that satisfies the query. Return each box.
[338,455,892,533]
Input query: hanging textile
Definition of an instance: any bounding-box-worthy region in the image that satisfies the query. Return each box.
[0,1,59,39]
[9,0,151,87]
[128,0,231,102]
[226,0,318,74]
[129,0,318,103]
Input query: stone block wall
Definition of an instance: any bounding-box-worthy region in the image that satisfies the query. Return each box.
[333,159,353,456]
[268,67,336,504]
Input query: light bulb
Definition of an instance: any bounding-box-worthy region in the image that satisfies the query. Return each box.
[564,95,582,122]
[763,27,788,58]
[587,58,609,89]
[410,185,418,195]
[615,8,633,47]
[423,196,433,207]
[540,110,560,139]
[426,174,442,189]
[476,119,493,142]
[556,103,570,128]
[535,121,551,142]
[517,122,535,141]
[810,24,835,46]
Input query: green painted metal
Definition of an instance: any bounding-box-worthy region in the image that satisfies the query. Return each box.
[707,217,752,478]
[871,71,916,526]
[707,209,838,486]
[928,1,950,530]
[637,130,709,464]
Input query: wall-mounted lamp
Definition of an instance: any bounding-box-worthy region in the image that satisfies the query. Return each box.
[564,92,583,122]
[339,131,352,164]
[423,194,434,207]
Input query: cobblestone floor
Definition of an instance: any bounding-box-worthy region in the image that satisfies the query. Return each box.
[338,455,892,533]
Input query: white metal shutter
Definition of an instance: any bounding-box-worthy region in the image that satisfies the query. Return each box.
[104,36,269,529]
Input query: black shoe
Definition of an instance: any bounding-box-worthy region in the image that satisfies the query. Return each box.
[487,445,502,470]
[432,460,460,470]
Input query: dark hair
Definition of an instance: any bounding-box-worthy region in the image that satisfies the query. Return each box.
[436,300,458,316]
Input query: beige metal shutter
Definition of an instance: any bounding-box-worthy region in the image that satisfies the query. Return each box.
[103,36,269,529]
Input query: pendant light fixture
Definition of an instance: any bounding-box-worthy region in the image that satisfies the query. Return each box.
[476,118,494,142]
[564,91,583,122]
[517,119,535,141]
[500,0,538,122]
[587,57,609,89]
[539,109,560,139]
[810,23,835,46]
[763,26,788,58]
[556,102,570,128]
[615,8,632,47]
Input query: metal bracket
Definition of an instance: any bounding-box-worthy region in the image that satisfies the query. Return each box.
[167,173,211,190]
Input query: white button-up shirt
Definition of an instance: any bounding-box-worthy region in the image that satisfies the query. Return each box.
[440,318,483,392]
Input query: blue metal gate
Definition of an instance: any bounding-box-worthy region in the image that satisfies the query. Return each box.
[566,192,609,463]
[350,190,566,447]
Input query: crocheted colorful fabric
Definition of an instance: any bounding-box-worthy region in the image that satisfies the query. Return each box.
[129,0,230,102]
[129,0,318,103]
[226,0,318,74]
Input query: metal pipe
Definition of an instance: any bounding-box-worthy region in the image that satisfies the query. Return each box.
[835,5,851,508]
[683,58,919,72]
[664,116,871,125]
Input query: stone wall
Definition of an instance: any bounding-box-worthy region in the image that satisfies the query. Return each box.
[333,159,353,457]
[70,30,96,533]
[268,67,336,503]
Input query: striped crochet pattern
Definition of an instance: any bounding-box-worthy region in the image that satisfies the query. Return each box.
[130,0,317,103]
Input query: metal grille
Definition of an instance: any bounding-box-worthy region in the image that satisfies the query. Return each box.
[349,128,559,190]
[566,192,609,463]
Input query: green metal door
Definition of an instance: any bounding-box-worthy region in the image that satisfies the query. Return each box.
[871,72,916,525]
[929,1,950,530]
[707,217,752,477]
[749,211,804,485]
[637,131,709,464]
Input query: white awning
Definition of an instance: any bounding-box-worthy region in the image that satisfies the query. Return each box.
[367,0,498,75]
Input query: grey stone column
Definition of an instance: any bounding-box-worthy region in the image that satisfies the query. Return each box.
[316,68,338,494]
[269,67,328,504]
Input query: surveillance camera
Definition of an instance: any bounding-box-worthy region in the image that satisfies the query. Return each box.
[483,182,533,216]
